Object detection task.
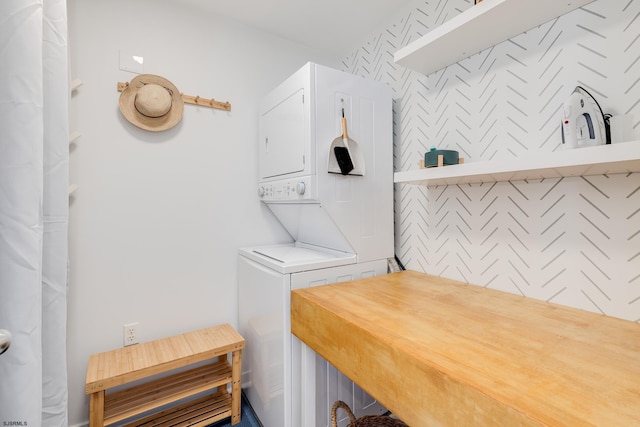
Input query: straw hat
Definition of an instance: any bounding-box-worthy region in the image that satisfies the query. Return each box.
[119,74,184,131]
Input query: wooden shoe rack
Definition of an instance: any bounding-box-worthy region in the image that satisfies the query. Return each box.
[85,324,244,426]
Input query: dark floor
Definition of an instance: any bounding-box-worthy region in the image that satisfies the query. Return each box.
[207,394,262,427]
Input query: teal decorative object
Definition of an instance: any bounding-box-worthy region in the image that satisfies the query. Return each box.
[425,149,459,168]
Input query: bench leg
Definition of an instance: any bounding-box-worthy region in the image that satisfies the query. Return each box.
[89,390,105,427]
[231,349,242,425]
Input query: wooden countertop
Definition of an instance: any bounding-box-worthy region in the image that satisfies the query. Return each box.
[291,271,640,426]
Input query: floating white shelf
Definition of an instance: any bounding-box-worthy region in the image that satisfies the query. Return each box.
[394,141,640,187]
[394,0,595,76]
[69,131,81,145]
[70,78,83,92]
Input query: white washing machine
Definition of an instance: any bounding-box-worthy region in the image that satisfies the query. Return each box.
[239,62,393,427]
[238,244,387,427]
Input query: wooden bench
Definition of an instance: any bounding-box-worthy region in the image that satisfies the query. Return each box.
[85,324,245,426]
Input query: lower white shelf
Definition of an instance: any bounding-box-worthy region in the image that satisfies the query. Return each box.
[394,141,640,186]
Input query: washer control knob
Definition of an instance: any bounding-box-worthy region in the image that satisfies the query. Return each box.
[258,186,265,197]
[296,181,306,195]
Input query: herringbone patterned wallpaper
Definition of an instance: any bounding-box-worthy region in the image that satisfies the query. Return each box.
[342,0,640,321]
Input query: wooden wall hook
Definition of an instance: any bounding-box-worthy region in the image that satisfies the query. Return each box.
[117,82,232,111]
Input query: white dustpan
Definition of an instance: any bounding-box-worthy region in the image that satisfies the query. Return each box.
[328,109,365,176]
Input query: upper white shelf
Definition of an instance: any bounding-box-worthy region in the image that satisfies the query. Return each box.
[394,0,595,75]
[394,141,640,187]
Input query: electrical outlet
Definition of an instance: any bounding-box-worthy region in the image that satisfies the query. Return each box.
[123,322,139,346]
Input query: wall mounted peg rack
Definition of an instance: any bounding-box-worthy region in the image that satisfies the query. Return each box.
[117,82,231,111]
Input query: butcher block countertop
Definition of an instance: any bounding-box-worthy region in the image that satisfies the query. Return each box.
[290,270,640,426]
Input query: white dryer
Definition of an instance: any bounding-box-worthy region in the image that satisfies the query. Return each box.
[238,62,393,427]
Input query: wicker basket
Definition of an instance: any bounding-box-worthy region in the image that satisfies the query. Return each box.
[331,401,408,427]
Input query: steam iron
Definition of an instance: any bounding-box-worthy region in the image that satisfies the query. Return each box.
[561,86,610,149]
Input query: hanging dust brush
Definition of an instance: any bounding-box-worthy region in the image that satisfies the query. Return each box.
[334,109,354,174]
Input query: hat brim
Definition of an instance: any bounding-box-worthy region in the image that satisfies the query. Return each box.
[119,74,184,132]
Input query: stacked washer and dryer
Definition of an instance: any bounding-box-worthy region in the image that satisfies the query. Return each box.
[238,63,393,427]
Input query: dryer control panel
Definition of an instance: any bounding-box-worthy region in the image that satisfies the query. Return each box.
[258,176,317,202]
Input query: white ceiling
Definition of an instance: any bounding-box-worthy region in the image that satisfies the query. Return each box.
[177,0,414,56]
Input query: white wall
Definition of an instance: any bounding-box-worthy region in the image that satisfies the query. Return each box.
[67,0,640,424]
[67,0,338,424]
[342,0,640,321]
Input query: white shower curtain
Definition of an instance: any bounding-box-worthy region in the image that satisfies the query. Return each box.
[0,1,69,426]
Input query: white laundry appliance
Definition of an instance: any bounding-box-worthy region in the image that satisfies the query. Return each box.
[238,62,393,427]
